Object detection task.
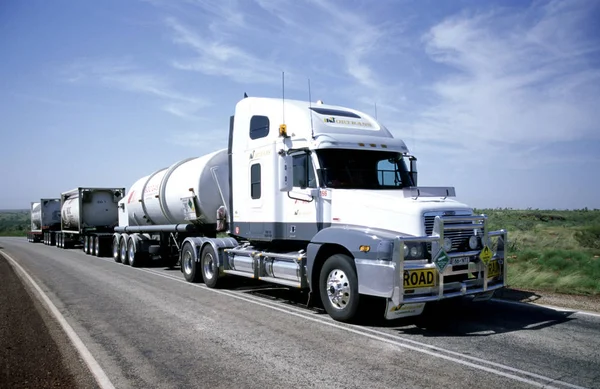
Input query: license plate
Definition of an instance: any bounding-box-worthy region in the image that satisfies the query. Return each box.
[488,260,501,278]
[403,269,436,289]
[450,256,471,266]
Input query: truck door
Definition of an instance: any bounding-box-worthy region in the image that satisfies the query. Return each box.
[285,151,322,240]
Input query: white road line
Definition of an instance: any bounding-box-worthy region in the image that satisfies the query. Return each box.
[104,264,569,389]
[491,298,600,319]
[75,253,589,389]
[1,250,116,389]
[139,267,588,389]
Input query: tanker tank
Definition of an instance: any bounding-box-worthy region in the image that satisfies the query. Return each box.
[122,148,229,228]
[61,188,124,232]
[30,199,61,232]
[31,202,41,231]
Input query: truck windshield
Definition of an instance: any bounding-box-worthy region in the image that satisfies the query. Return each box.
[315,149,414,189]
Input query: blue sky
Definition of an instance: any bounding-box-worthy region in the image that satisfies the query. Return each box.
[1,0,599,210]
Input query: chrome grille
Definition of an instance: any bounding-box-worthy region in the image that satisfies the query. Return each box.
[424,214,481,252]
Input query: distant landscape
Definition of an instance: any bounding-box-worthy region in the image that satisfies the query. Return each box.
[1,208,598,296]
[0,209,28,236]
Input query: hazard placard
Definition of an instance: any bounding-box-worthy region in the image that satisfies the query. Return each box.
[479,245,493,265]
[434,249,450,272]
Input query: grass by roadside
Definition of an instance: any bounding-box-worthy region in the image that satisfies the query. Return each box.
[476,208,600,296]
[0,209,28,237]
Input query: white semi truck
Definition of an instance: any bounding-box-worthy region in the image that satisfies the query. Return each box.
[27,199,61,244]
[90,96,506,323]
[54,187,125,256]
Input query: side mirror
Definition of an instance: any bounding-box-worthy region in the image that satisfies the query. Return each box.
[279,154,293,192]
[409,156,418,187]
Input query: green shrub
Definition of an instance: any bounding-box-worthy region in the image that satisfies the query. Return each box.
[574,225,600,250]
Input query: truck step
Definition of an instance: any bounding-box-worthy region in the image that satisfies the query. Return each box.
[223,269,256,279]
[257,276,302,289]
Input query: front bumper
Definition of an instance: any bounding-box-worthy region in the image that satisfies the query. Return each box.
[354,214,508,319]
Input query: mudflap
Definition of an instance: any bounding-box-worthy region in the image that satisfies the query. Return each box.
[384,299,426,320]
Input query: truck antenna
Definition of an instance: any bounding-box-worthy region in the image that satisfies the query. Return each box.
[308,78,314,139]
[374,101,378,120]
[282,71,285,124]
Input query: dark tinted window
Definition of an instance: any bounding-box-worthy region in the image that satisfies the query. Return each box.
[316,149,413,189]
[292,154,316,188]
[250,163,261,199]
[250,116,269,139]
[309,107,361,118]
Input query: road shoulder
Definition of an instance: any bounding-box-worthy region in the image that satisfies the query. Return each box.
[0,253,100,389]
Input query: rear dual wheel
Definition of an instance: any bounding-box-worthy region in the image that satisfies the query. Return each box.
[112,236,121,263]
[127,238,145,268]
[119,238,129,265]
[201,245,219,288]
[181,242,202,283]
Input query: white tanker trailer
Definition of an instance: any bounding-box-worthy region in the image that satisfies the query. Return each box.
[26,199,61,244]
[55,187,125,256]
[100,95,508,324]
[110,149,229,267]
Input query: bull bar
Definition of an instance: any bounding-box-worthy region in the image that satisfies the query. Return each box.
[390,214,508,306]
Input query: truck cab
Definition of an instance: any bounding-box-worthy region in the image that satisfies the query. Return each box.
[224,96,507,322]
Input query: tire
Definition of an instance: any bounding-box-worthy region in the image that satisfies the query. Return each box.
[120,237,129,265]
[181,242,202,283]
[84,236,90,254]
[94,236,101,257]
[200,244,220,288]
[112,236,121,262]
[319,254,361,323]
[128,238,144,268]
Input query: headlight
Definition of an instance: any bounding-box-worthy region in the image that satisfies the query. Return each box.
[443,237,453,252]
[469,236,480,250]
[404,243,425,259]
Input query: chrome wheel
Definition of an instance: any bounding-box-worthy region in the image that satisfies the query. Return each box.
[202,251,215,281]
[183,250,193,275]
[112,237,120,262]
[326,268,351,310]
[95,237,100,256]
[128,240,135,264]
[120,239,128,265]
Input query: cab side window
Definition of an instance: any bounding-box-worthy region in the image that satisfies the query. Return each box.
[250,163,261,199]
[250,116,269,140]
[292,154,316,188]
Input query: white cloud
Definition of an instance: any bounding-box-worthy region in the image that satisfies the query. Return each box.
[165,17,285,86]
[410,0,600,154]
[62,57,210,119]
[253,0,401,91]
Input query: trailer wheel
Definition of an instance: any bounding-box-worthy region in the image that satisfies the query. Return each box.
[200,244,219,288]
[120,237,129,265]
[319,254,361,323]
[128,238,144,268]
[112,236,121,262]
[94,236,101,257]
[181,242,202,283]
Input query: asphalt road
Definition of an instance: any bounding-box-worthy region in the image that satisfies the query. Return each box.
[1,236,599,389]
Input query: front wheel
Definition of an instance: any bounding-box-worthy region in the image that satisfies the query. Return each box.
[319,254,361,323]
[200,244,220,288]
